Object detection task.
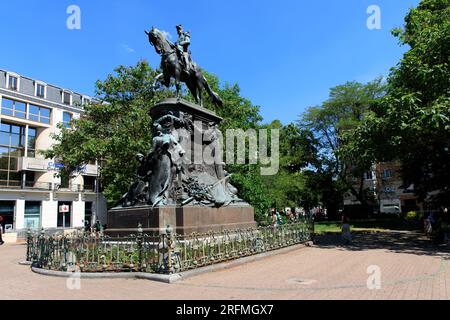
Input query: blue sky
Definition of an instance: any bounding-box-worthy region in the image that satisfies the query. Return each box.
[0,0,420,124]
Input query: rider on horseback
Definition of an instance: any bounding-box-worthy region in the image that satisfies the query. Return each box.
[175,24,193,72]
[146,26,223,107]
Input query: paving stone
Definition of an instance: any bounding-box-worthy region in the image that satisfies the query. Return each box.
[0,231,448,300]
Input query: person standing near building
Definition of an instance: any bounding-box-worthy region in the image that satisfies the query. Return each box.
[0,215,4,245]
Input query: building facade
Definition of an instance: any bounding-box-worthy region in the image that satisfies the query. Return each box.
[0,69,107,242]
[343,161,421,215]
[375,161,421,213]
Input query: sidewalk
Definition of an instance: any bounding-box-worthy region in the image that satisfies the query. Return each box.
[1,231,449,300]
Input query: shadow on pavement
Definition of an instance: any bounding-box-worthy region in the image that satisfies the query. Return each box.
[313,231,449,258]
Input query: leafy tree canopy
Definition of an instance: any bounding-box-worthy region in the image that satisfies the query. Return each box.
[300,79,386,214]
[345,0,450,206]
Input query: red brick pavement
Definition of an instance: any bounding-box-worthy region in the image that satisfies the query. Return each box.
[0,231,448,300]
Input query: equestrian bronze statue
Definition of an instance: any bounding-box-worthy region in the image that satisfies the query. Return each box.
[145,25,223,108]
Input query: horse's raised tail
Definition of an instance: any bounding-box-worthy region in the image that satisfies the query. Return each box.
[210,89,223,108]
[202,75,223,108]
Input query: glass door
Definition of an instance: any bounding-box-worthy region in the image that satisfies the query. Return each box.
[24,201,41,230]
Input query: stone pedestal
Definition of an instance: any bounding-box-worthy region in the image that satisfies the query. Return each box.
[107,98,256,236]
[150,97,223,124]
[106,205,256,236]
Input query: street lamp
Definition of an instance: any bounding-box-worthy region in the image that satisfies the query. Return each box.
[92,158,100,229]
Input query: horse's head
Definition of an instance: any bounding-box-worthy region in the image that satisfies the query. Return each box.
[145,27,172,55]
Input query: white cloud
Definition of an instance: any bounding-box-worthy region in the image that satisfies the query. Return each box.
[122,44,135,53]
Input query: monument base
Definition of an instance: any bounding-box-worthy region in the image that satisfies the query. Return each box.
[106,205,257,236]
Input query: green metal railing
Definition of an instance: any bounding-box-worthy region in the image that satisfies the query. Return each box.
[26,219,314,274]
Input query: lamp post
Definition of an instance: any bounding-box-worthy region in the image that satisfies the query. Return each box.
[92,159,100,229]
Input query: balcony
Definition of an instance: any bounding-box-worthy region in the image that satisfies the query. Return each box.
[0,181,95,193]
[54,183,96,193]
[80,164,98,176]
[18,158,98,176]
[18,157,49,172]
[24,181,53,191]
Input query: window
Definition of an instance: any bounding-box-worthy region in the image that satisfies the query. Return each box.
[82,96,91,105]
[364,171,374,180]
[62,112,72,128]
[24,201,41,230]
[62,91,72,105]
[83,176,96,192]
[382,169,393,179]
[7,74,19,91]
[1,123,25,148]
[24,172,35,188]
[1,98,26,119]
[0,123,25,188]
[27,127,37,157]
[35,83,46,98]
[28,104,51,124]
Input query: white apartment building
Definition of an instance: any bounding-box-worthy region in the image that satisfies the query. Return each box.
[0,69,107,242]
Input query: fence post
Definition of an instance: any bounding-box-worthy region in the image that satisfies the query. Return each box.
[158,228,168,274]
[26,228,32,262]
[37,228,45,268]
[306,217,314,242]
[137,223,144,271]
[166,225,174,274]
[61,237,68,272]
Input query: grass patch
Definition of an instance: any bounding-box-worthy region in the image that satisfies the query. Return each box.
[314,218,414,234]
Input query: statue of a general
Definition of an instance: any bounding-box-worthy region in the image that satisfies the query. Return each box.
[175,24,193,71]
[145,25,223,108]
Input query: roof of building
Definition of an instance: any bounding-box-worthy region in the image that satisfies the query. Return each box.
[0,68,92,100]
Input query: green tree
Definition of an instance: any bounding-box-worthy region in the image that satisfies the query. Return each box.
[231,165,273,225]
[257,121,321,215]
[345,0,450,207]
[300,79,386,215]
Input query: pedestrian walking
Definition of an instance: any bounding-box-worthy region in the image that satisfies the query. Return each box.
[342,214,352,245]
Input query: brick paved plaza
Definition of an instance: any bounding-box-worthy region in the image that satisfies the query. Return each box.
[1,231,448,300]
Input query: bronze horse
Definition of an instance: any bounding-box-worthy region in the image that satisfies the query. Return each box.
[145,27,223,108]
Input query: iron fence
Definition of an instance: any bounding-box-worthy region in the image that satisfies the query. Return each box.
[26,219,314,275]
